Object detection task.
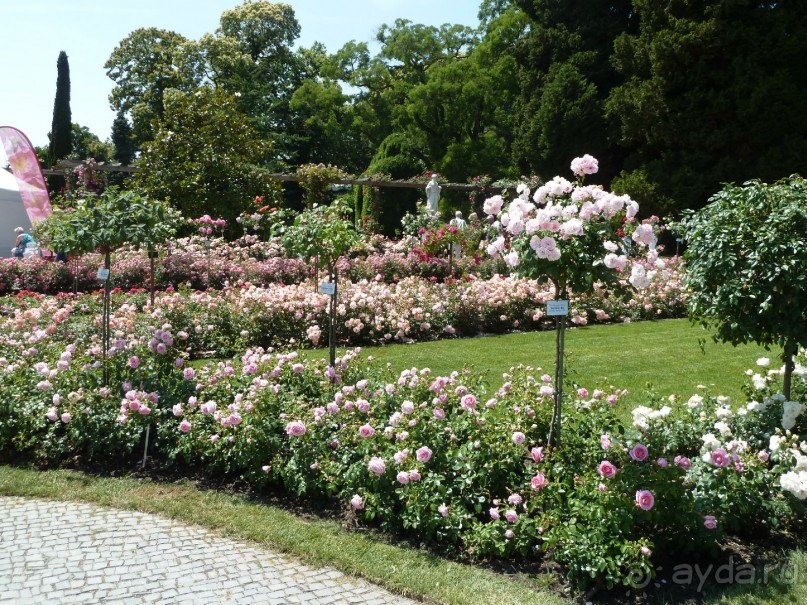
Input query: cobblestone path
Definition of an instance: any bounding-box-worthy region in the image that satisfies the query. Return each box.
[0,496,419,605]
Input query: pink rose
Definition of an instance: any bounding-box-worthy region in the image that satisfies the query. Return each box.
[408,470,421,481]
[600,435,611,450]
[438,504,449,517]
[358,424,375,438]
[285,421,306,437]
[597,460,617,479]
[368,457,386,476]
[530,447,544,462]
[710,449,729,468]
[396,471,410,485]
[350,495,364,510]
[416,446,432,463]
[179,420,191,433]
[433,408,445,420]
[635,490,655,511]
[630,444,649,462]
[60,412,71,423]
[512,431,526,445]
[460,394,477,410]
[489,507,500,520]
[703,515,718,530]
[508,494,522,506]
[531,473,548,491]
[674,455,692,470]
[504,509,518,523]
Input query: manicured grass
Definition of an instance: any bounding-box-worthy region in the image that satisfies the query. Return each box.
[309,319,772,410]
[1,466,803,605]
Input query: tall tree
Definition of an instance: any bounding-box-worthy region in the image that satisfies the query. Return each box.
[111,111,135,165]
[135,87,271,224]
[105,28,206,148]
[48,51,72,168]
[512,1,636,184]
[606,0,807,212]
[70,124,113,162]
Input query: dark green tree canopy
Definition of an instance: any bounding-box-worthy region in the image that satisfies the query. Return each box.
[48,51,72,167]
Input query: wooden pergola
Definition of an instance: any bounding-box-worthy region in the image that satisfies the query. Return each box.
[44,160,486,192]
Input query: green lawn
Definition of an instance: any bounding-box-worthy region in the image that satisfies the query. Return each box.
[308,318,772,410]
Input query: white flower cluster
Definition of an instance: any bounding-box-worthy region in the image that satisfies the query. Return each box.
[631,405,671,431]
[782,400,805,431]
[779,453,807,500]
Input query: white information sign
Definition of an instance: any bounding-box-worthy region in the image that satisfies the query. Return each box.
[320,281,336,295]
[546,300,569,316]
[97,268,110,281]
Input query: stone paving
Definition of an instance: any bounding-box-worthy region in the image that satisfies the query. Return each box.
[0,496,419,605]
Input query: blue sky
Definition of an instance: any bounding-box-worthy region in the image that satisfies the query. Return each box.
[0,0,482,151]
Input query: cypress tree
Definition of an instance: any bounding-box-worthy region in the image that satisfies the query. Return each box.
[48,51,72,167]
[111,110,135,165]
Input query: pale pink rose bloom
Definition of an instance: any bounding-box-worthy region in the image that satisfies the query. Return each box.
[210,434,220,443]
[508,494,523,506]
[600,435,611,450]
[45,408,58,422]
[179,420,192,433]
[640,546,652,556]
[285,421,306,437]
[368,457,386,476]
[350,495,364,510]
[710,449,729,468]
[438,504,449,517]
[530,447,544,462]
[483,195,504,216]
[703,515,718,530]
[657,458,669,467]
[292,363,304,373]
[408,470,421,481]
[531,473,548,490]
[460,394,477,410]
[60,412,71,423]
[396,471,410,485]
[597,483,607,492]
[128,356,140,369]
[598,460,617,479]
[512,432,526,445]
[630,444,649,462]
[570,154,599,177]
[261,465,270,473]
[401,401,415,414]
[172,404,183,417]
[358,424,375,438]
[489,507,500,520]
[635,490,655,511]
[505,529,514,539]
[183,367,195,380]
[577,388,589,398]
[416,446,433,463]
[674,455,692,470]
[504,509,518,523]
[757,450,770,462]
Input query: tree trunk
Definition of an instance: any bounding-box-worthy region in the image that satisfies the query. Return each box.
[329,264,338,368]
[102,249,111,386]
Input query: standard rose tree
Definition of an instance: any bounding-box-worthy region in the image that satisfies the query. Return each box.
[484,154,665,446]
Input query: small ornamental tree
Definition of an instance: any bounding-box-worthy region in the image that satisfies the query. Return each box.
[282,200,362,367]
[677,176,807,400]
[484,154,662,447]
[34,188,180,383]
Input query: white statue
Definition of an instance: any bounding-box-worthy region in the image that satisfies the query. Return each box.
[425,174,441,213]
